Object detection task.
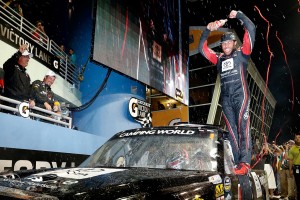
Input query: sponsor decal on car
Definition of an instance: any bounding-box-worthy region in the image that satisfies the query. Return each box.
[119,129,195,137]
[27,168,127,180]
[215,183,224,198]
[224,176,231,192]
[208,174,222,184]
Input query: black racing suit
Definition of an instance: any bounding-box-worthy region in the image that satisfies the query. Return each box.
[3,51,31,101]
[198,11,256,165]
[30,80,55,109]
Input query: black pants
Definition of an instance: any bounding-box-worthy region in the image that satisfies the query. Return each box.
[222,92,251,165]
[293,165,300,199]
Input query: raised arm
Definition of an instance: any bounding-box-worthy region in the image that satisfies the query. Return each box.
[230,10,256,55]
[198,28,218,65]
[3,44,28,74]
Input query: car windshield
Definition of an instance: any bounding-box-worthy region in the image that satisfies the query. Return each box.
[80,128,219,171]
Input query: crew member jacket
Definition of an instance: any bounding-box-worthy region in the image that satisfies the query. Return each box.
[3,51,31,101]
[30,80,55,108]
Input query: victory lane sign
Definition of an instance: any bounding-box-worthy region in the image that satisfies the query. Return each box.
[0,22,60,73]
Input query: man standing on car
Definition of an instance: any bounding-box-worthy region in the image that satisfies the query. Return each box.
[198,10,256,175]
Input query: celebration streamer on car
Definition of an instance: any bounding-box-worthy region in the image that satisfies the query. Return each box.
[275,31,295,112]
[271,31,295,144]
[251,134,268,169]
[255,6,295,146]
[251,6,274,169]
[251,5,295,169]
[254,5,273,138]
[274,128,282,145]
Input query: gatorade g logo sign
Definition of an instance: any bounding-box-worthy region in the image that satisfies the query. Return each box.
[18,102,30,118]
[128,98,152,127]
[53,60,59,69]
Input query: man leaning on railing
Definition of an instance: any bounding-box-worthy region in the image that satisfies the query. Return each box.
[30,70,58,115]
[29,70,73,127]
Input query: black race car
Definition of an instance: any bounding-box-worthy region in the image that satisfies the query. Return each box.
[0,124,267,199]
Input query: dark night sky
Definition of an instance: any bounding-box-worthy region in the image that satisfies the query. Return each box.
[186,0,300,143]
[18,0,300,144]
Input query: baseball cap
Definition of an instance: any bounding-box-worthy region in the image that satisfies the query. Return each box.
[45,70,56,77]
[289,139,295,143]
[22,50,33,58]
[220,32,236,43]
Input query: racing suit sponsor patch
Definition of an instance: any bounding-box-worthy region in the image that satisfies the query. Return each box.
[221,58,234,72]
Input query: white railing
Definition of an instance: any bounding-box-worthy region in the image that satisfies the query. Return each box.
[0,0,80,88]
[0,95,72,129]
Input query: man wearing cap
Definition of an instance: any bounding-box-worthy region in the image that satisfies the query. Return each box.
[30,70,57,111]
[3,44,35,107]
[198,10,256,176]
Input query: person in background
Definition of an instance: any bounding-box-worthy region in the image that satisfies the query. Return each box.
[55,44,66,69]
[59,44,67,59]
[271,142,282,197]
[3,44,35,107]
[279,142,295,200]
[3,0,23,16]
[52,101,61,114]
[157,101,165,110]
[32,20,47,44]
[287,140,296,200]
[260,143,280,199]
[30,70,57,111]
[60,44,65,53]
[51,101,62,122]
[69,48,77,66]
[288,133,300,200]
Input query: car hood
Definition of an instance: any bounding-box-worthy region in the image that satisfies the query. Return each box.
[0,167,222,199]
